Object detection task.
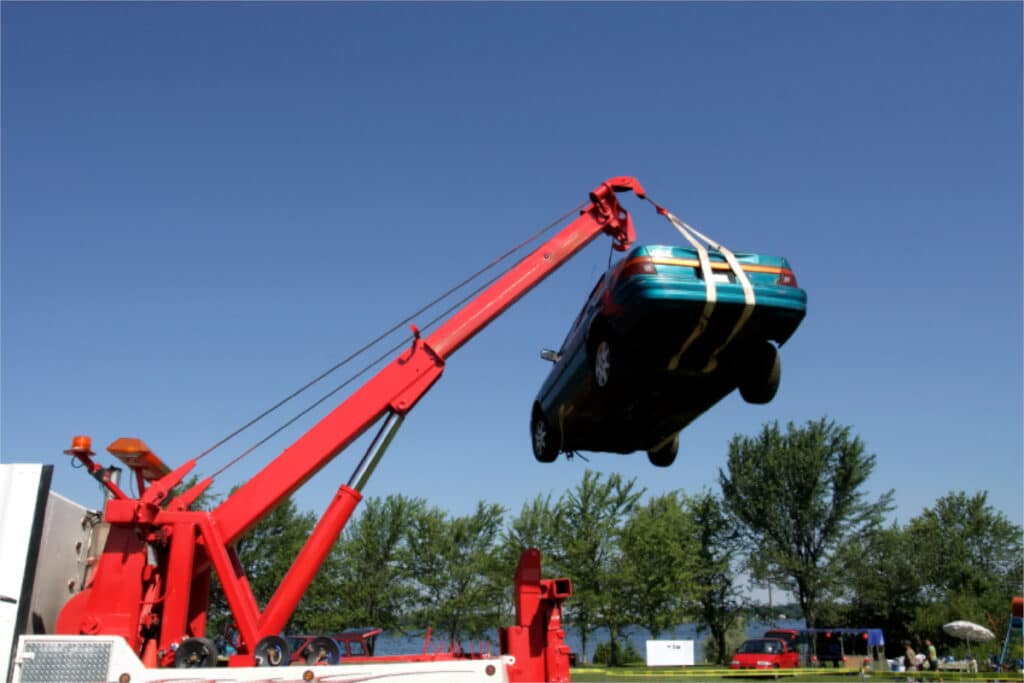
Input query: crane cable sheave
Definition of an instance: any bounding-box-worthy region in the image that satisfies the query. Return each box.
[590,176,647,252]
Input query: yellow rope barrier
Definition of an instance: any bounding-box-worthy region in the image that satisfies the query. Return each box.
[569,666,1024,681]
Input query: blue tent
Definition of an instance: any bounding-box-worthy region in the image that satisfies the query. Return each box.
[802,628,885,648]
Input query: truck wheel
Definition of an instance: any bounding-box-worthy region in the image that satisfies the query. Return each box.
[254,635,291,666]
[647,434,679,467]
[531,409,560,463]
[739,341,781,404]
[174,637,219,668]
[305,636,341,665]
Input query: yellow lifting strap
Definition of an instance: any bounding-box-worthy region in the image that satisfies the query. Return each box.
[656,207,756,372]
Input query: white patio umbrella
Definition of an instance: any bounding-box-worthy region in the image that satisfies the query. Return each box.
[943,620,995,657]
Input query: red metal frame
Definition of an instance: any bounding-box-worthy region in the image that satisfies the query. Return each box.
[56,177,646,677]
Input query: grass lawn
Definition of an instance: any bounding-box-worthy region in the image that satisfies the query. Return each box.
[567,664,1024,682]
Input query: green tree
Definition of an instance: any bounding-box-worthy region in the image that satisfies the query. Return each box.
[553,470,643,666]
[405,501,507,642]
[834,523,922,649]
[330,494,426,632]
[701,615,747,665]
[503,493,559,565]
[618,491,701,639]
[687,491,743,665]
[905,491,1023,652]
[719,418,893,628]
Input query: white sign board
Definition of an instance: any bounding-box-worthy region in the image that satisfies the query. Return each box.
[646,639,695,667]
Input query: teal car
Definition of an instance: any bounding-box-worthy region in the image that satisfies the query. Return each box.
[530,244,807,467]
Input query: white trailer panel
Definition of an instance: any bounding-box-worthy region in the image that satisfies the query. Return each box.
[1,465,52,682]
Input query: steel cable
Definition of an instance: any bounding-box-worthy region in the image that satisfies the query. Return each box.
[201,201,587,478]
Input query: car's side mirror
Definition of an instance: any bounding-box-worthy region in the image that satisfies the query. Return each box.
[540,349,561,363]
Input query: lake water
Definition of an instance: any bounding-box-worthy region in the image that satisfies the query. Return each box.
[373,619,808,663]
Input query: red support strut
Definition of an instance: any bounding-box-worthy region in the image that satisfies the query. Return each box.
[500,548,574,683]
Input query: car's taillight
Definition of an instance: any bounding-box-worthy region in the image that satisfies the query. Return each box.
[777,269,798,287]
[622,257,657,278]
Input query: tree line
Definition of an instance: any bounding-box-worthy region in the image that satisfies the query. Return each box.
[202,417,1023,665]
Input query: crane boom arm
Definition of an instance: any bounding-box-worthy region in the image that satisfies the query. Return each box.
[212,176,646,543]
[54,177,648,671]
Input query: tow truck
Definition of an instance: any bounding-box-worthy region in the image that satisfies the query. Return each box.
[1,177,652,683]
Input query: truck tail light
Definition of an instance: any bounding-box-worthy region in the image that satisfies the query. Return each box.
[777,269,798,287]
[622,257,657,278]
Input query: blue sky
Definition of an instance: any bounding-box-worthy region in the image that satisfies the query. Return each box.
[3,2,1021,541]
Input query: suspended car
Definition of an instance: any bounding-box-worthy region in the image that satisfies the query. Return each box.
[530,242,807,467]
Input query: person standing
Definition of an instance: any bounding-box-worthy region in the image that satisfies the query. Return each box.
[925,639,942,682]
[924,640,938,669]
[903,640,918,681]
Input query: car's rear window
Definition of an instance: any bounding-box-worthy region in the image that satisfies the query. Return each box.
[738,639,782,654]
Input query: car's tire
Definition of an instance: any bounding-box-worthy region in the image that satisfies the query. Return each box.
[174,637,219,668]
[531,409,560,463]
[647,433,679,467]
[592,337,616,389]
[254,635,291,667]
[739,341,781,404]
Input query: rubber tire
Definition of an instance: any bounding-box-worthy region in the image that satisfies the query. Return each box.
[739,341,781,404]
[305,636,341,665]
[592,337,615,390]
[254,635,292,667]
[174,637,219,668]
[647,434,679,467]
[531,409,560,463]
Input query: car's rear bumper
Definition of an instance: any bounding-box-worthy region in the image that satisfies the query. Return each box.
[609,276,806,368]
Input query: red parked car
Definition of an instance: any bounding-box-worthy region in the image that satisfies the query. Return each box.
[730,637,800,670]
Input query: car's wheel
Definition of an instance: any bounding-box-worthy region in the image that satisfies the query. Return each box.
[593,337,615,389]
[174,637,219,668]
[531,409,560,463]
[647,433,679,467]
[739,341,781,404]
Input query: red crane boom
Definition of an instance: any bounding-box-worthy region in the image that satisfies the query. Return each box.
[56,177,648,680]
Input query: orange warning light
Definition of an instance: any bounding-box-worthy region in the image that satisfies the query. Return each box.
[64,435,95,456]
[107,437,171,481]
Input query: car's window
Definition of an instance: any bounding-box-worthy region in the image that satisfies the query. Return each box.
[559,274,606,354]
[738,640,776,654]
